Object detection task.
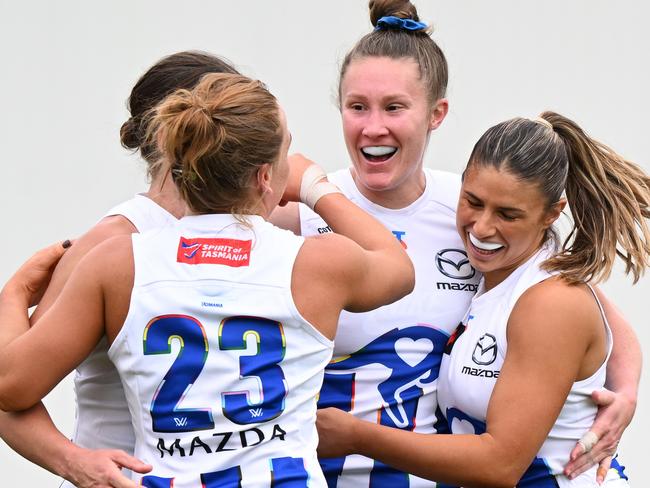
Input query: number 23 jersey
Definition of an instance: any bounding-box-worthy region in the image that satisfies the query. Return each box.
[109,214,333,487]
[300,168,480,488]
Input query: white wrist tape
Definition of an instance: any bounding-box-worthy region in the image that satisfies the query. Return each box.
[299,164,342,210]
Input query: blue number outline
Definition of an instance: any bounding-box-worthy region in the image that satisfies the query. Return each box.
[143,314,214,433]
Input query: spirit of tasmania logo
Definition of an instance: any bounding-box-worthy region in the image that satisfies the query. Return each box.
[177,237,251,267]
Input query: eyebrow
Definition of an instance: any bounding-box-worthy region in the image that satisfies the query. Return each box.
[464,191,525,214]
[344,92,411,103]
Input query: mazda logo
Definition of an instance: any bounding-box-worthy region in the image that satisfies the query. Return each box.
[472,334,497,366]
[435,249,475,280]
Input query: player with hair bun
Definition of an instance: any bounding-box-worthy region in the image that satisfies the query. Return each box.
[0,51,239,488]
[0,71,414,487]
[273,0,641,485]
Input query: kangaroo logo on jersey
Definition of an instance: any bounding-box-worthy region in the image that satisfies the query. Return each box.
[472,333,497,365]
[177,237,251,267]
[435,249,475,280]
[320,326,449,429]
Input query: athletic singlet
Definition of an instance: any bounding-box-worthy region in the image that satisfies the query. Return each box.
[437,244,628,487]
[61,195,176,488]
[300,168,480,488]
[108,214,333,487]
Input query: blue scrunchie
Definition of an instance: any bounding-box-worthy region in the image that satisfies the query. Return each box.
[375,15,428,32]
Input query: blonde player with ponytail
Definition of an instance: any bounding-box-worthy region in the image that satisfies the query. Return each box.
[317,111,648,486]
[272,0,641,484]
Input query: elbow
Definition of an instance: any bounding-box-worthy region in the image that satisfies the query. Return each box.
[494,475,521,488]
[0,377,37,412]
[463,438,525,488]
[478,462,524,488]
[395,255,416,299]
[462,472,518,488]
[405,257,415,293]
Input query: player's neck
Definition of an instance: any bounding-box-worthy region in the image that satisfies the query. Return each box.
[145,171,187,219]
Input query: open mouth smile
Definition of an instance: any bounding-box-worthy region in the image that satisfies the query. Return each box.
[468,233,504,254]
[361,146,398,163]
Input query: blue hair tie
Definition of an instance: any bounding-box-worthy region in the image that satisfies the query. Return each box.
[375,15,428,32]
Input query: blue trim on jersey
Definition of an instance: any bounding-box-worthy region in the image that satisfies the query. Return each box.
[517,458,560,487]
[433,404,450,434]
[369,461,410,487]
[446,407,563,487]
[611,456,628,481]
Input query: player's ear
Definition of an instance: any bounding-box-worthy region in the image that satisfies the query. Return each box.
[256,163,273,194]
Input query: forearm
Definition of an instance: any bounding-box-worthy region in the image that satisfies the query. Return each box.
[0,286,37,409]
[0,284,32,348]
[351,420,518,488]
[607,327,641,399]
[596,288,641,399]
[0,403,77,479]
[314,193,402,254]
[313,193,414,303]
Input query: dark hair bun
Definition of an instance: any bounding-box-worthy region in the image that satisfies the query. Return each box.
[120,51,238,168]
[369,0,420,27]
[120,117,141,150]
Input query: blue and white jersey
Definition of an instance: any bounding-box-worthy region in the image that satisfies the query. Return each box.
[109,214,333,487]
[62,195,176,488]
[300,168,480,488]
[437,244,628,487]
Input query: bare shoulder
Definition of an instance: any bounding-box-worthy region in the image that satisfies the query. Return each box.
[298,232,366,281]
[77,234,135,340]
[31,215,137,321]
[82,234,134,282]
[509,276,601,339]
[292,232,366,339]
[54,215,135,276]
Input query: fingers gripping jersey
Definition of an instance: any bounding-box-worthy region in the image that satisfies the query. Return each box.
[108,214,333,487]
[437,244,628,487]
[61,195,177,488]
[300,169,480,488]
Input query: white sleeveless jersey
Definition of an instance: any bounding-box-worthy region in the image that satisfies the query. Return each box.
[300,169,480,488]
[61,195,176,488]
[437,245,628,487]
[108,214,333,488]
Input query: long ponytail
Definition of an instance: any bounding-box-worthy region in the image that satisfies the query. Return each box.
[541,111,650,283]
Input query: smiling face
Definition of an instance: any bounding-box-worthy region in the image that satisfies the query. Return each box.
[457,164,565,290]
[340,56,447,208]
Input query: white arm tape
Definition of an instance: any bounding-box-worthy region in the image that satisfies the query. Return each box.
[299,164,342,210]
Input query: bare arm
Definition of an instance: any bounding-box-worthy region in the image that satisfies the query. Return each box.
[598,288,641,400]
[287,154,414,339]
[317,281,601,487]
[0,243,79,474]
[0,219,145,485]
[312,192,414,311]
[0,406,147,488]
[0,243,72,474]
[0,238,148,487]
[0,248,109,410]
[564,287,641,480]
